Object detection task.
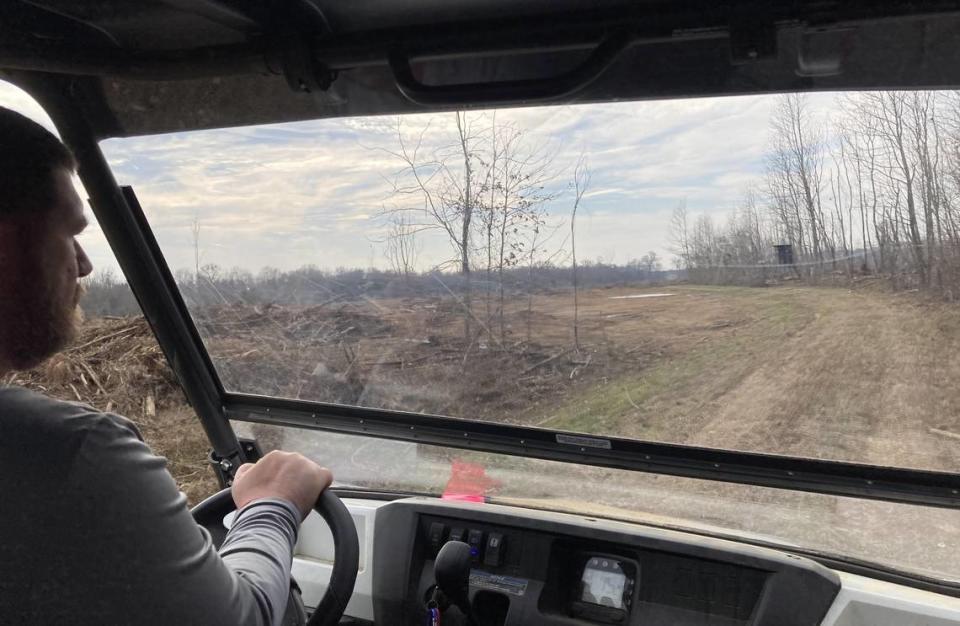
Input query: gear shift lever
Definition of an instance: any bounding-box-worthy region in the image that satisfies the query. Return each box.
[429,541,474,623]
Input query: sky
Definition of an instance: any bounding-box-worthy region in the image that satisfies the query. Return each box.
[0,79,839,278]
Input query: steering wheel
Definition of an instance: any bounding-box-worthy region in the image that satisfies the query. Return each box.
[192,487,360,626]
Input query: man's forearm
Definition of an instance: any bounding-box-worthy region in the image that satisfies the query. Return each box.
[219,498,302,626]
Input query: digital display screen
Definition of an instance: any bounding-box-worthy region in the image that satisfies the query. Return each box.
[581,558,628,609]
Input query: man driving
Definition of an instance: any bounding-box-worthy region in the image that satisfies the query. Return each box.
[0,106,329,624]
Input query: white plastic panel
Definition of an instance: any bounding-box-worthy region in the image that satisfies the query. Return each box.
[294,507,367,566]
[221,497,385,621]
[822,571,960,626]
[291,498,386,621]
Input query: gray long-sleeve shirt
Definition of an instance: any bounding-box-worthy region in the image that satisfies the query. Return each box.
[0,385,299,625]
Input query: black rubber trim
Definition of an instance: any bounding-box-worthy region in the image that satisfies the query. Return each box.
[225,393,960,510]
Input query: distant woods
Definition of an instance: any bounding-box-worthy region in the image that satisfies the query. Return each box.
[672,91,960,296]
[81,261,669,320]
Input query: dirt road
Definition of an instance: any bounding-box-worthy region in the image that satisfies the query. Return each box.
[537,285,960,473]
[687,288,960,470]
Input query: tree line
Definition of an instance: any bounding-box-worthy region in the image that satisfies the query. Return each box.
[672,91,960,296]
[81,258,670,320]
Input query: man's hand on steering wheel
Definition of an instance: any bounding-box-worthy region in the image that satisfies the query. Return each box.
[193,449,359,626]
[232,450,333,519]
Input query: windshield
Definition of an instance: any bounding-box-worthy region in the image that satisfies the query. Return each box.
[99,92,960,580]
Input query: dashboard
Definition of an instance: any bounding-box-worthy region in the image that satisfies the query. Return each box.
[372,499,838,626]
[262,495,960,626]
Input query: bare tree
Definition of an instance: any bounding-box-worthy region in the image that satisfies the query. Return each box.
[854,93,926,283]
[682,90,960,294]
[454,112,476,277]
[838,97,884,271]
[668,200,690,269]
[767,94,828,267]
[384,213,421,277]
[482,111,501,327]
[192,218,201,284]
[484,122,559,341]
[641,251,661,273]
[570,155,590,352]
[908,91,944,286]
[382,113,490,341]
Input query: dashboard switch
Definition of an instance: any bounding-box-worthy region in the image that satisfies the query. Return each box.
[483,532,504,567]
[428,522,446,554]
[449,527,466,544]
[467,529,485,562]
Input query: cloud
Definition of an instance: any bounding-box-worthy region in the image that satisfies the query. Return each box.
[0,79,842,275]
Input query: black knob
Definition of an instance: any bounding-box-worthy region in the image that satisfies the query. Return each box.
[434,540,472,606]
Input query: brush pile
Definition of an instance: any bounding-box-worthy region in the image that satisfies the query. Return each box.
[2,316,216,503]
[5,316,182,417]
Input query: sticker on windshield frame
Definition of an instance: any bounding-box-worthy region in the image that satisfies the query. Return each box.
[556,434,613,450]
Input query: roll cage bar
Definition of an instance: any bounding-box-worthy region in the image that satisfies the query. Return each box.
[6,1,960,510]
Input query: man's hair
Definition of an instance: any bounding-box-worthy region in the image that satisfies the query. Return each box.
[0,106,76,216]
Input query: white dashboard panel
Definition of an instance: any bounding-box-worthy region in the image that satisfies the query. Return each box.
[821,571,960,626]
[291,498,387,622]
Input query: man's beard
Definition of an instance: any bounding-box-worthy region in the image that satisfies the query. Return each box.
[1,282,84,372]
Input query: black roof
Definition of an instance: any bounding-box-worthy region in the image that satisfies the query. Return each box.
[3,1,960,136]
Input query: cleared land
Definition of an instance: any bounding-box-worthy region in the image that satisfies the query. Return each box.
[193,282,960,472]
[7,282,960,578]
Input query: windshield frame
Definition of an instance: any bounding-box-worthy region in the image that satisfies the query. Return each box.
[224,392,960,509]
